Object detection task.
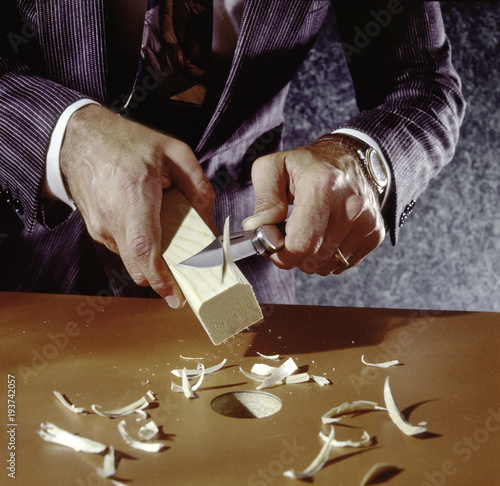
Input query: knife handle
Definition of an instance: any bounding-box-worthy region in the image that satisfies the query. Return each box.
[254,222,287,256]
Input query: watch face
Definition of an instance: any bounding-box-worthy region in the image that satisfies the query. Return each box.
[368,150,388,188]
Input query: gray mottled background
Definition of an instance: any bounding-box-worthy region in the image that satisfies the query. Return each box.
[284,2,500,312]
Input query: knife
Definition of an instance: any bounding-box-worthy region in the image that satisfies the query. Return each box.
[178,222,287,269]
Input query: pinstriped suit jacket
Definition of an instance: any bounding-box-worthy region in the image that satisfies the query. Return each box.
[0,1,465,301]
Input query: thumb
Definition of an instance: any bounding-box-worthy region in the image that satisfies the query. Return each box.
[242,153,289,231]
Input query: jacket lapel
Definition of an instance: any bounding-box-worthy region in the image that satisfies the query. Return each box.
[37,0,314,152]
[196,0,314,157]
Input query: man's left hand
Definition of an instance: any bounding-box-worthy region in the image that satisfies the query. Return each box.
[242,138,386,275]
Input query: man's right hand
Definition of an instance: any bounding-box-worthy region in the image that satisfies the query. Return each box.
[60,104,215,307]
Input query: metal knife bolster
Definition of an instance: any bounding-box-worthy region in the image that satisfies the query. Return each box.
[252,223,286,256]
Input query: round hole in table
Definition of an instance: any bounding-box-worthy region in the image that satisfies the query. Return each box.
[210,390,282,418]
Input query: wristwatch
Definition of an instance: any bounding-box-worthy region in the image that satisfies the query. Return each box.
[314,133,390,209]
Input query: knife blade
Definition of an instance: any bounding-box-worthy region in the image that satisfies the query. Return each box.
[178,222,286,269]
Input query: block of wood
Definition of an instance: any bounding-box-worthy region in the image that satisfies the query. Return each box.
[160,188,263,344]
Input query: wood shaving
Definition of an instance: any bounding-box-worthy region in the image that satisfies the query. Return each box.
[171,358,226,378]
[251,363,278,376]
[361,355,401,368]
[322,401,386,425]
[97,445,116,478]
[383,377,428,436]
[171,365,205,398]
[283,427,335,479]
[53,391,87,415]
[284,373,310,384]
[319,428,371,448]
[257,352,280,360]
[38,422,107,453]
[117,420,165,453]
[312,375,331,386]
[138,421,160,440]
[257,357,298,390]
[91,396,149,418]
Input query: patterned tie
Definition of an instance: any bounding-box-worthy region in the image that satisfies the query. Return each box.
[140,0,212,106]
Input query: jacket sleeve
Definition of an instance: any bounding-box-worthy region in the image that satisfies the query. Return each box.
[0,2,89,231]
[332,1,466,244]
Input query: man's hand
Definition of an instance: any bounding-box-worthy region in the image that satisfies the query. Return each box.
[60,104,215,307]
[242,137,385,275]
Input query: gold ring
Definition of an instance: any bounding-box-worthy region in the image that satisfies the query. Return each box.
[334,249,349,267]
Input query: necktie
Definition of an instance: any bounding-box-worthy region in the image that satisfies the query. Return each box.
[141,0,212,106]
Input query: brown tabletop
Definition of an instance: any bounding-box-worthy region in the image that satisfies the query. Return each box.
[1,292,499,486]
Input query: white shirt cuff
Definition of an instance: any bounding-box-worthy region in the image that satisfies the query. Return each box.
[43,99,100,209]
[332,128,393,211]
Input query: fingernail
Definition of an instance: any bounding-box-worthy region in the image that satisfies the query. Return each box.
[166,295,180,309]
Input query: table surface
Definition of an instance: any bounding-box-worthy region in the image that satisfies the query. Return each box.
[1,292,499,486]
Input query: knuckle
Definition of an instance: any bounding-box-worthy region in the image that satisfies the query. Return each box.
[162,137,196,165]
[344,194,366,222]
[251,154,272,173]
[148,277,170,294]
[192,179,216,213]
[130,273,149,287]
[87,223,113,248]
[321,171,341,191]
[254,194,286,214]
[287,232,323,260]
[175,139,195,160]
[128,233,156,260]
[120,172,152,202]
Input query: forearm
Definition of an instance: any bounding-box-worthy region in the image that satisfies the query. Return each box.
[333,1,466,243]
[0,3,97,230]
[0,70,91,229]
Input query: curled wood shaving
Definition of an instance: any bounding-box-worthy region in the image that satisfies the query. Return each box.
[319,428,371,448]
[257,352,280,360]
[171,365,206,398]
[91,396,149,418]
[239,367,267,382]
[134,409,148,422]
[181,368,196,399]
[240,367,309,385]
[283,427,335,479]
[251,363,278,376]
[360,462,401,486]
[322,401,385,425]
[256,357,298,390]
[138,421,160,440]
[38,422,107,453]
[53,391,87,415]
[383,377,428,436]
[117,420,165,453]
[192,364,206,391]
[97,445,116,478]
[171,359,226,378]
[361,355,401,368]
